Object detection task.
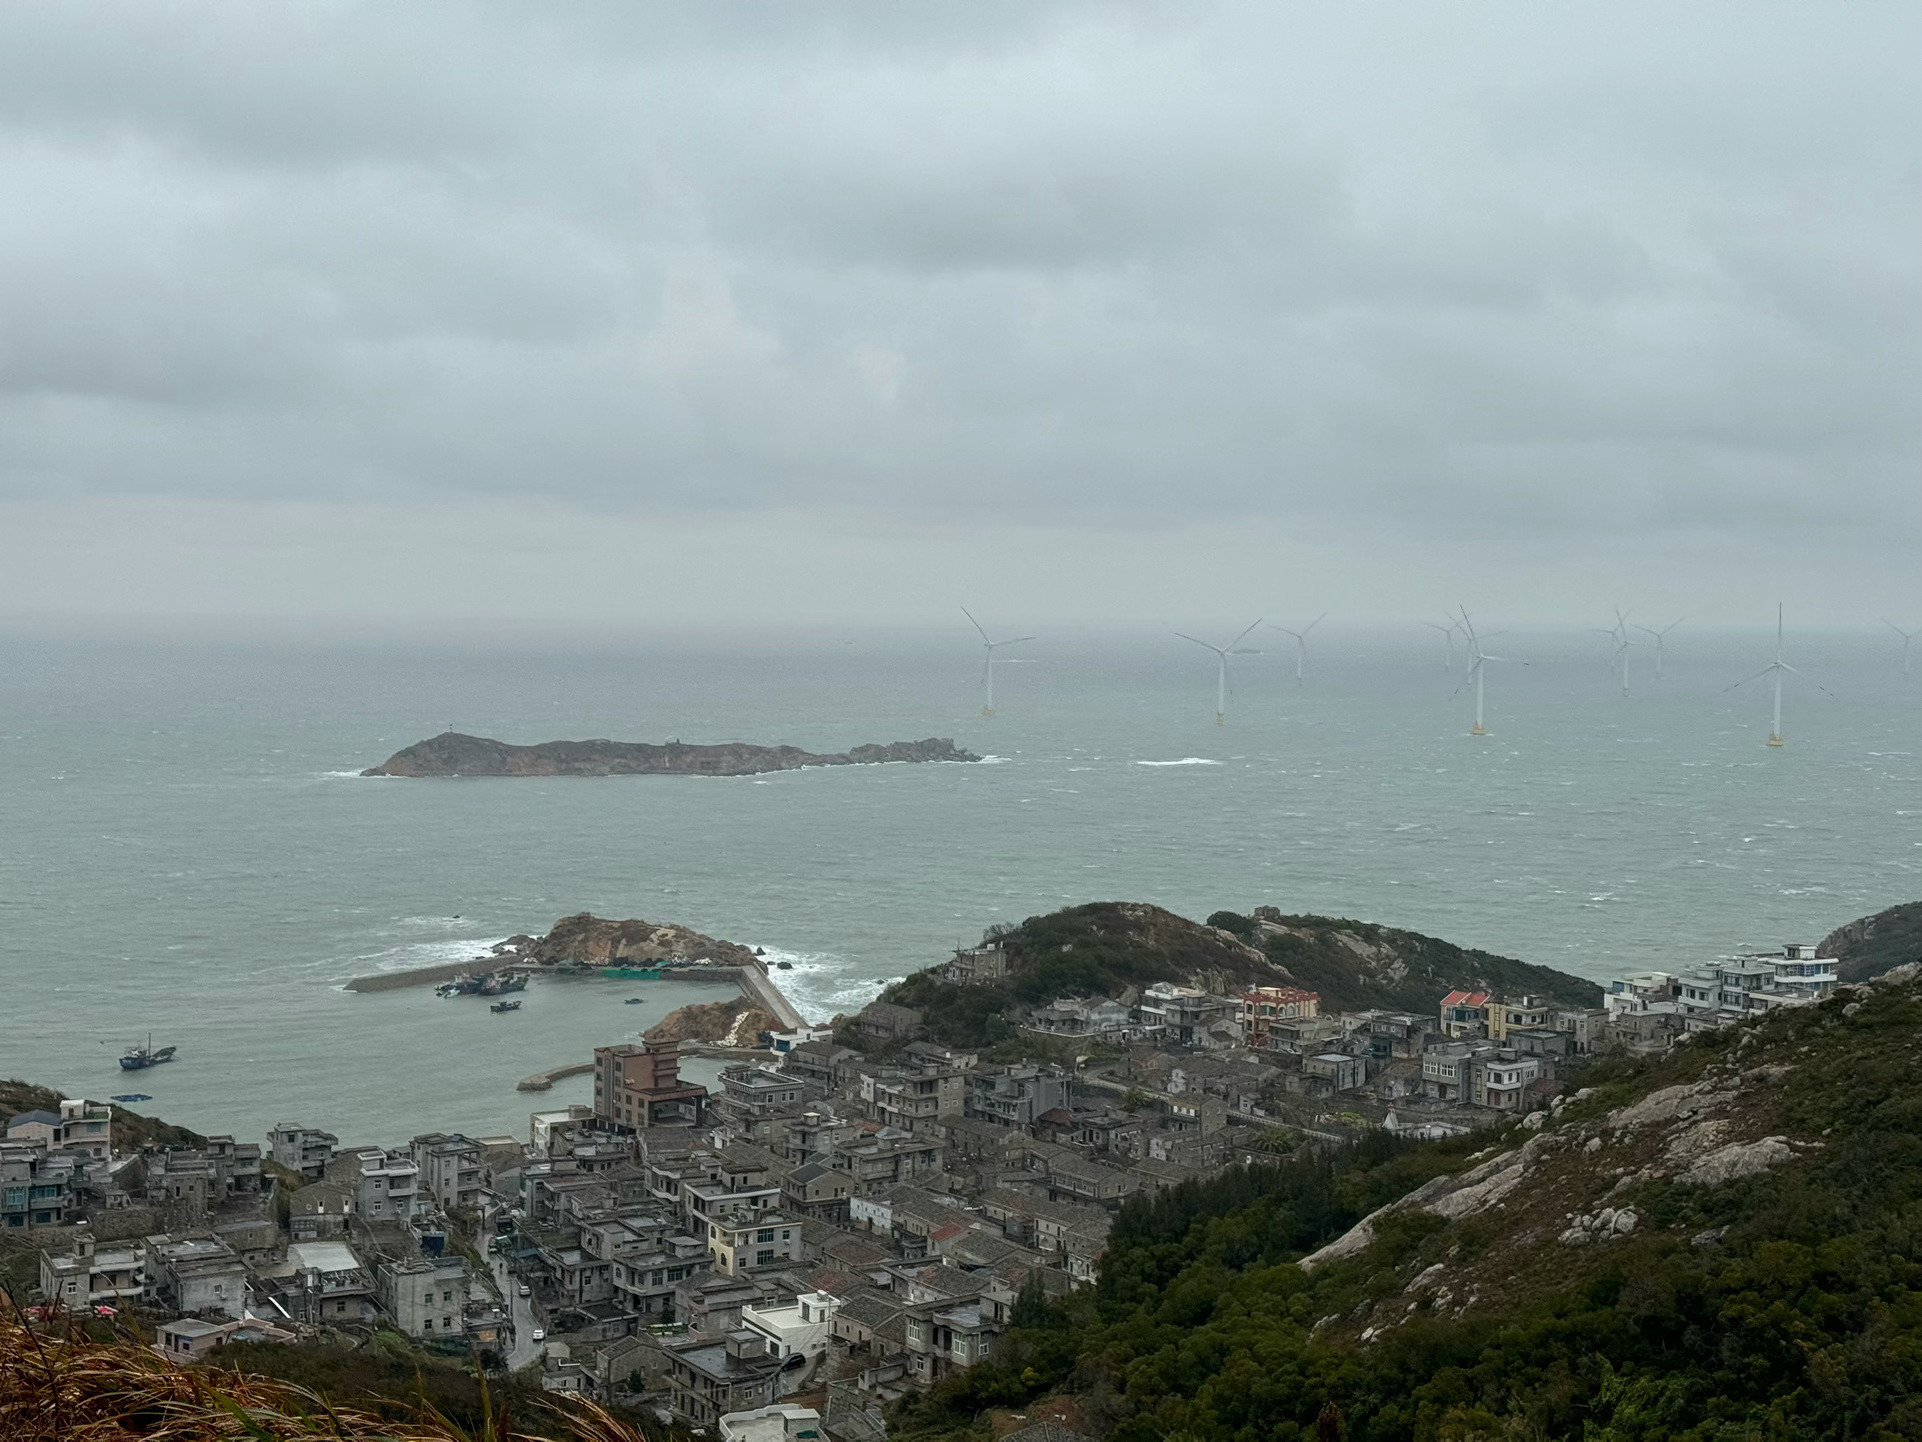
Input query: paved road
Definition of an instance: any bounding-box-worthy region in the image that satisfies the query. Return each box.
[491,1252,545,1371]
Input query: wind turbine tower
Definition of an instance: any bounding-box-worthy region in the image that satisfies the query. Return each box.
[1634,618,1684,679]
[1728,604,1826,748]
[962,608,1037,718]
[1887,620,1916,678]
[1177,620,1264,724]
[1269,613,1326,684]
[1457,610,1507,736]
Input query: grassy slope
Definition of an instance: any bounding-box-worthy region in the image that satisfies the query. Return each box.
[882,902,1599,1049]
[1822,900,1922,984]
[891,970,1922,1441]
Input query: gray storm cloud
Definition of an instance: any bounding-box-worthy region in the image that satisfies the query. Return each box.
[0,2,1914,624]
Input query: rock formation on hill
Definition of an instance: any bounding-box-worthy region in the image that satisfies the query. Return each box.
[645,997,780,1048]
[498,913,759,968]
[361,731,978,777]
[1820,899,1922,983]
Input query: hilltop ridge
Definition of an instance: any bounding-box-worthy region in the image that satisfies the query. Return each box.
[878,901,1599,1048]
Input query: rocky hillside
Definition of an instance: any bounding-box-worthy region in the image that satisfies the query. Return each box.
[892,965,1922,1441]
[507,911,761,968]
[1821,899,1922,983]
[361,730,978,777]
[1215,908,1603,1012]
[882,901,1597,1048]
[645,997,780,1048]
[0,1080,204,1150]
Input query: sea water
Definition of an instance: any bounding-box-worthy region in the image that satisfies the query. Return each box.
[1,625,1914,1143]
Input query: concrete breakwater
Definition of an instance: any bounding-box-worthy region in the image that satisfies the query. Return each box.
[343,960,488,993]
[738,964,807,1030]
[516,1061,595,1093]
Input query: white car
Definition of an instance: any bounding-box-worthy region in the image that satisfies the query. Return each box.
[531,1328,545,1342]
[518,1284,531,1298]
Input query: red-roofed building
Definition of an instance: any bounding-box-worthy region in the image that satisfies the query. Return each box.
[1439,992,1491,1038]
[1236,986,1320,1052]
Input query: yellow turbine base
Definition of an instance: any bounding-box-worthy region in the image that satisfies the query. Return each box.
[1215,713,1225,726]
[980,706,996,719]
[1470,724,1487,736]
[1767,734,1784,748]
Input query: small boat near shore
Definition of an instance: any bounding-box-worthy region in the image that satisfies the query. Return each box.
[624,997,646,1005]
[110,1093,151,1103]
[490,999,522,1013]
[119,1036,176,1071]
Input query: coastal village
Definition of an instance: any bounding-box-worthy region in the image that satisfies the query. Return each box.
[2,910,1841,1442]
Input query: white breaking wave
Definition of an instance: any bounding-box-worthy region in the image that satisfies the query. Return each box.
[976,754,1010,765]
[751,945,892,1025]
[348,934,510,977]
[1136,757,1222,767]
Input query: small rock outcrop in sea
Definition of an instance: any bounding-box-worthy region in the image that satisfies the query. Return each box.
[361,731,980,777]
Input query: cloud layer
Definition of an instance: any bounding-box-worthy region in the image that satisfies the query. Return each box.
[0,3,1914,622]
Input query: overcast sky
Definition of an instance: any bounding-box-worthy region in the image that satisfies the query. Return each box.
[0,2,1914,630]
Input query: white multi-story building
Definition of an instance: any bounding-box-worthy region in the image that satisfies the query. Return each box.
[740,1291,840,1365]
[1610,944,1838,1035]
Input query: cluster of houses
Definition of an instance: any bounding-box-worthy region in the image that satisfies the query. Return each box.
[7,936,1838,1442]
[13,1105,518,1367]
[1602,943,1840,1045]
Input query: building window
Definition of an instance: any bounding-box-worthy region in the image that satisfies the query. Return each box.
[756,1249,775,1266]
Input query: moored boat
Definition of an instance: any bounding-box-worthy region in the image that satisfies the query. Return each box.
[119,1036,176,1070]
[490,999,522,1013]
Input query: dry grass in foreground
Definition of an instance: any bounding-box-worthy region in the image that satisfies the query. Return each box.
[0,1314,653,1441]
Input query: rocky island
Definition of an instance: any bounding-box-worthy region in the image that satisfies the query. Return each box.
[361,731,979,777]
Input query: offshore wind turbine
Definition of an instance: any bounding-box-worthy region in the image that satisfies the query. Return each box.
[1592,608,1632,698]
[1634,618,1684,679]
[962,608,1036,718]
[1424,618,1462,671]
[1887,620,1916,678]
[1176,620,1263,724]
[1269,613,1326,684]
[1727,604,1827,748]
[1455,609,1507,736]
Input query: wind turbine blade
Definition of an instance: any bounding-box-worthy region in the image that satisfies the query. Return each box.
[1724,665,1776,692]
[1480,654,1509,663]
[1778,663,1800,675]
[1634,626,1660,639]
[1229,648,1264,655]
[961,607,992,645]
[1229,619,1265,650]
[1887,620,1915,640]
[1002,635,1039,647]
[1268,625,1302,640]
[1175,633,1221,654]
[1304,613,1326,635]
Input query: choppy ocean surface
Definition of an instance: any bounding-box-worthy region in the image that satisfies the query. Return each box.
[1,625,1914,1144]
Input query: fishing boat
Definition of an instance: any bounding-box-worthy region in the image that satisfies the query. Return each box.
[479,970,528,996]
[110,1093,151,1103]
[119,1036,176,1071]
[624,997,646,1005]
[490,999,522,1013]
